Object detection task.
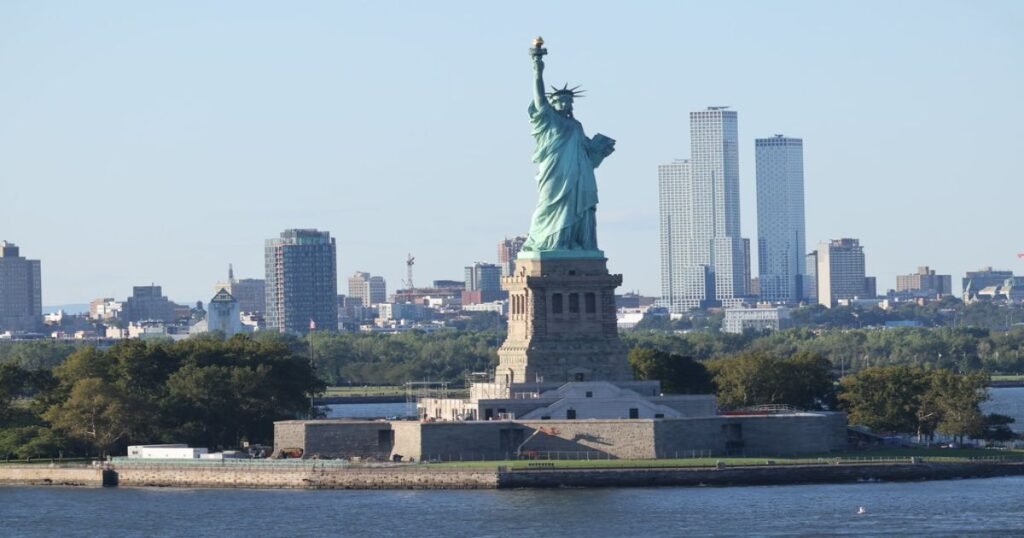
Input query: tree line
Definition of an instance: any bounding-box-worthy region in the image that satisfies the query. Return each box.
[627,347,1009,442]
[5,325,1023,388]
[0,335,320,459]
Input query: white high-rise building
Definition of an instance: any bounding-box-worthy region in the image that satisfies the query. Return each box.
[659,107,747,311]
[659,159,706,310]
[817,238,866,307]
[755,135,806,304]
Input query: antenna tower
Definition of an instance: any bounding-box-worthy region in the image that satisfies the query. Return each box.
[405,253,416,290]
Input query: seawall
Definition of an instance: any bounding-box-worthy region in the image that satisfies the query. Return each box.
[499,461,1024,488]
[114,464,496,489]
[0,465,110,487]
[3,461,1024,490]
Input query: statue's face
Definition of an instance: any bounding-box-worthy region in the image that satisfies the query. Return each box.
[550,94,574,115]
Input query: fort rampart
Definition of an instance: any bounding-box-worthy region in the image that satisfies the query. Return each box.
[3,460,1024,490]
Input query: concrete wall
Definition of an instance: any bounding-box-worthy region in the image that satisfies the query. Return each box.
[499,461,1024,489]
[517,420,657,459]
[276,412,848,463]
[653,395,718,417]
[418,422,514,461]
[728,413,847,455]
[274,421,306,453]
[305,421,394,460]
[6,461,1024,490]
[384,420,656,461]
[655,413,847,457]
[390,421,423,462]
[115,465,496,489]
[0,465,107,486]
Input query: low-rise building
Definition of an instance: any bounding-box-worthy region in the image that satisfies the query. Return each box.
[127,444,208,459]
[377,302,431,321]
[896,266,952,297]
[722,307,791,334]
[963,267,1014,302]
[461,301,507,316]
[121,285,178,323]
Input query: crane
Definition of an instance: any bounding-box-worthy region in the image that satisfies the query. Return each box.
[404,253,415,290]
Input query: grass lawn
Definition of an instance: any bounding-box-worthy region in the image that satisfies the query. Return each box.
[0,457,94,465]
[426,447,1024,470]
[991,374,1024,382]
[323,386,406,397]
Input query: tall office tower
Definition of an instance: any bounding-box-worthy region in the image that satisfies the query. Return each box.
[692,107,746,307]
[264,229,338,334]
[0,241,42,332]
[817,238,866,307]
[497,236,527,276]
[742,237,751,297]
[348,271,386,306]
[658,107,745,311]
[864,276,877,298]
[464,262,503,303]
[804,251,818,303]
[755,135,806,304]
[659,159,707,310]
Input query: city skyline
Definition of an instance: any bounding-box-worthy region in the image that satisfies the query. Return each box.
[1,3,1021,305]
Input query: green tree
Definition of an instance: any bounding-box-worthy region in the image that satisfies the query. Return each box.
[838,366,930,434]
[980,413,1016,443]
[43,377,136,457]
[628,347,714,394]
[928,369,988,444]
[838,366,990,441]
[706,351,833,410]
[0,426,62,460]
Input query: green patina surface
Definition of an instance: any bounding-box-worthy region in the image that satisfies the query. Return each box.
[516,249,605,261]
[520,39,614,257]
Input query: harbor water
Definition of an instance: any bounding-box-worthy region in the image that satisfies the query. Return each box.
[3,476,1023,537]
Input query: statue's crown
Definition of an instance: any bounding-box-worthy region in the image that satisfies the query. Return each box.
[547,83,585,99]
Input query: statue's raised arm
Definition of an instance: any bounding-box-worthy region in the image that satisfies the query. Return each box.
[530,37,548,111]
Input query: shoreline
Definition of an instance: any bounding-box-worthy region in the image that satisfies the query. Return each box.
[3,460,1024,490]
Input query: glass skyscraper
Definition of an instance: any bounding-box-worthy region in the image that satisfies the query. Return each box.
[755,135,806,304]
[265,229,338,334]
[659,107,747,311]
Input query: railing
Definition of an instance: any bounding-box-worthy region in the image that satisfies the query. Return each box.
[109,457,352,469]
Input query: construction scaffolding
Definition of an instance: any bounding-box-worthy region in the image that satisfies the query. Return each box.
[404,381,449,420]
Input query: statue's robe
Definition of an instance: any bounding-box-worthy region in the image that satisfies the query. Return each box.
[522,100,607,253]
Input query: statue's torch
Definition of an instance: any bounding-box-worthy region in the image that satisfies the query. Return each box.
[530,36,547,59]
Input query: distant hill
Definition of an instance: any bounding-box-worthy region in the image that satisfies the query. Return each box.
[43,304,90,315]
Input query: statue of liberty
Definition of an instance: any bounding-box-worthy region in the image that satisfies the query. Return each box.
[520,37,616,255]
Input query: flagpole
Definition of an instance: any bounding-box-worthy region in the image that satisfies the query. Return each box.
[309,319,315,419]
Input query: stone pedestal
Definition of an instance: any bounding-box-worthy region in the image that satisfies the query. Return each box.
[496,255,633,384]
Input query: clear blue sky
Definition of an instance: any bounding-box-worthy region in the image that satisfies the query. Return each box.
[1,1,1021,305]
